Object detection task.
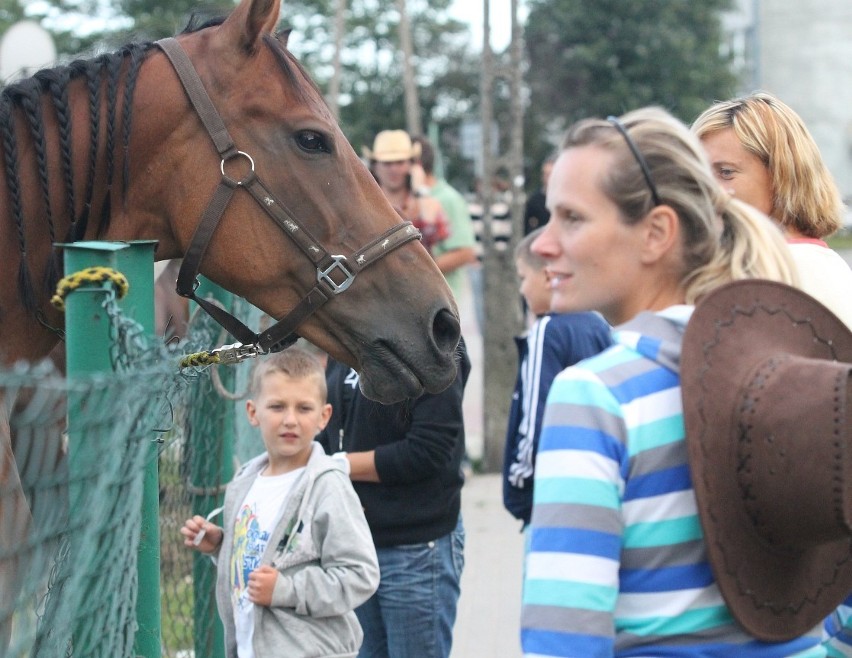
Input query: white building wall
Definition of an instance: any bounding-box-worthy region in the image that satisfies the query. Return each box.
[723,0,852,204]
[758,0,852,203]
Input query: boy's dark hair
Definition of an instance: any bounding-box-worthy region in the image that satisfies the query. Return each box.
[249,347,327,400]
[514,227,547,270]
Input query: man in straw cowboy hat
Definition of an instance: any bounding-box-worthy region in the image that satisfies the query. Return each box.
[363,129,450,255]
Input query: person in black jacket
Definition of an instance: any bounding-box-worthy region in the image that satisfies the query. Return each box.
[523,155,555,235]
[317,340,470,658]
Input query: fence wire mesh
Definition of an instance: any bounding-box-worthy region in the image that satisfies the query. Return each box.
[158,299,268,658]
[0,286,257,658]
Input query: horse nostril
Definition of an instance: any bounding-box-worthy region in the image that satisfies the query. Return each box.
[432,308,461,354]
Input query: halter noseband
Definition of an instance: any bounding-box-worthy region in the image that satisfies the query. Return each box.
[155,37,421,354]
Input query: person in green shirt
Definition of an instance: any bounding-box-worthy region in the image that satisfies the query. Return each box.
[412,136,477,301]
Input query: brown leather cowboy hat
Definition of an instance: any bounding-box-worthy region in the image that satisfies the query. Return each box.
[681,279,852,642]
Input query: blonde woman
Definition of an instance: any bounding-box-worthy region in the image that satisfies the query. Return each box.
[693,92,852,328]
[520,107,810,657]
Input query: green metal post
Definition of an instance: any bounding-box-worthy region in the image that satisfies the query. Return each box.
[114,241,160,658]
[62,240,160,658]
[62,242,125,655]
[191,277,233,658]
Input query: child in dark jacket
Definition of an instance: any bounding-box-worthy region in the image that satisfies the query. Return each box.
[502,228,612,527]
[317,340,470,658]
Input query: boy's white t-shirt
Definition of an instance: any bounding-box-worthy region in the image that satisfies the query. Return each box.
[230,467,305,658]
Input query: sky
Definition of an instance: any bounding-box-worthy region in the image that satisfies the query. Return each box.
[9,0,521,65]
[20,0,519,45]
[448,0,519,51]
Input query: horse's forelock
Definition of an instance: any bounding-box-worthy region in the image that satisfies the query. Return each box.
[181,12,227,34]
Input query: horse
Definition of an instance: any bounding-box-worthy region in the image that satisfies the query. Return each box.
[0,0,461,646]
[0,0,460,399]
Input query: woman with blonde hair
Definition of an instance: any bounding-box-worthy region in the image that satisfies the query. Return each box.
[520,107,816,657]
[693,91,852,327]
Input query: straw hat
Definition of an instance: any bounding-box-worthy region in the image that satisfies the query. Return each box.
[681,279,852,641]
[362,130,421,162]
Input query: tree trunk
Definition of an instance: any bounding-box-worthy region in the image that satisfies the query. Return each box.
[327,0,347,119]
[396,0,422,136]
[478,0,525,474]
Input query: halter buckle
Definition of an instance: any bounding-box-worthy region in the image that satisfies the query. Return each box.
[318,255,355,295]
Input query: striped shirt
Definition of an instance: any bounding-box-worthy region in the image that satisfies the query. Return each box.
[824,595,852,656]
[521,307,825,657]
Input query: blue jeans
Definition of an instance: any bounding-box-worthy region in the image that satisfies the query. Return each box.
[356,516,465,658]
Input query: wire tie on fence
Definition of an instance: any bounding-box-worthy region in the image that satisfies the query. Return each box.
[186,483,229,496]
[50,266,130,311]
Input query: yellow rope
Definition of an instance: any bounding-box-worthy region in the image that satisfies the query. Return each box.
[179,351,221,368]
[51,266,130,311]
[49,267,258,373]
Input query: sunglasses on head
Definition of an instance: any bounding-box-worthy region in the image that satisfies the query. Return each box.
[607,116,662,207]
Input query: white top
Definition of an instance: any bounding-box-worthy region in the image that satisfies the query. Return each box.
[788,240,852,330]
[231,467,305,658]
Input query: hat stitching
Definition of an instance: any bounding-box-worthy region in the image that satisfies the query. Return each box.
[694,302,852,615]
[831,369,846,527]
[737,356,804,556]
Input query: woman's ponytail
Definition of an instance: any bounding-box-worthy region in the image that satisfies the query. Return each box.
[683,198,799,303]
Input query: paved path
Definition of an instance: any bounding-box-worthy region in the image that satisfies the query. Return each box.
[451,473,524,658]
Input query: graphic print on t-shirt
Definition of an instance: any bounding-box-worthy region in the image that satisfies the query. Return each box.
[231,502,270,611]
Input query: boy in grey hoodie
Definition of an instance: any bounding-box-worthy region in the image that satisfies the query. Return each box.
[181,347,379,658]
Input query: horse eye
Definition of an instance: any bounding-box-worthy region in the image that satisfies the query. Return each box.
[296,131,330,154]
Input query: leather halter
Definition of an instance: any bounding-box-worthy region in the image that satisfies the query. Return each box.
[155,37,421,353]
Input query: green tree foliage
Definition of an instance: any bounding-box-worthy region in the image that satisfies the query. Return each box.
[110,0,212,39]
[17,0,209,58]
[282,0,480,184]
[523,0,738,180]
[0,0,27,33]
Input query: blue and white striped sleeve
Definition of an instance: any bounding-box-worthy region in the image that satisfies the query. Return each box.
[824,595,852,656]
[521,365,627,658]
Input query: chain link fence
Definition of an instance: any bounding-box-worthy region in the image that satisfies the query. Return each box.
[158,298,268,658]
[0,280,245,657]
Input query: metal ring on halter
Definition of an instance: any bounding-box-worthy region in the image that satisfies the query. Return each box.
[220,150,255,186]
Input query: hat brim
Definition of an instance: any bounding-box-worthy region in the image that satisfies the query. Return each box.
[682,279,852,641]
[361,142,421,163]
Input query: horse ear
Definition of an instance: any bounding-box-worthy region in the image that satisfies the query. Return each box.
[222,0,282,53]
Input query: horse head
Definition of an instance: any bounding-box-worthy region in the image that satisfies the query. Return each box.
[105,0,461,402]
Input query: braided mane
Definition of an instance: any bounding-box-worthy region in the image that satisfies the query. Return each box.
[0,41,155,311]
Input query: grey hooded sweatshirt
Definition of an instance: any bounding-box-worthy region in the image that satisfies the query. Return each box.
[215,442,379,658]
